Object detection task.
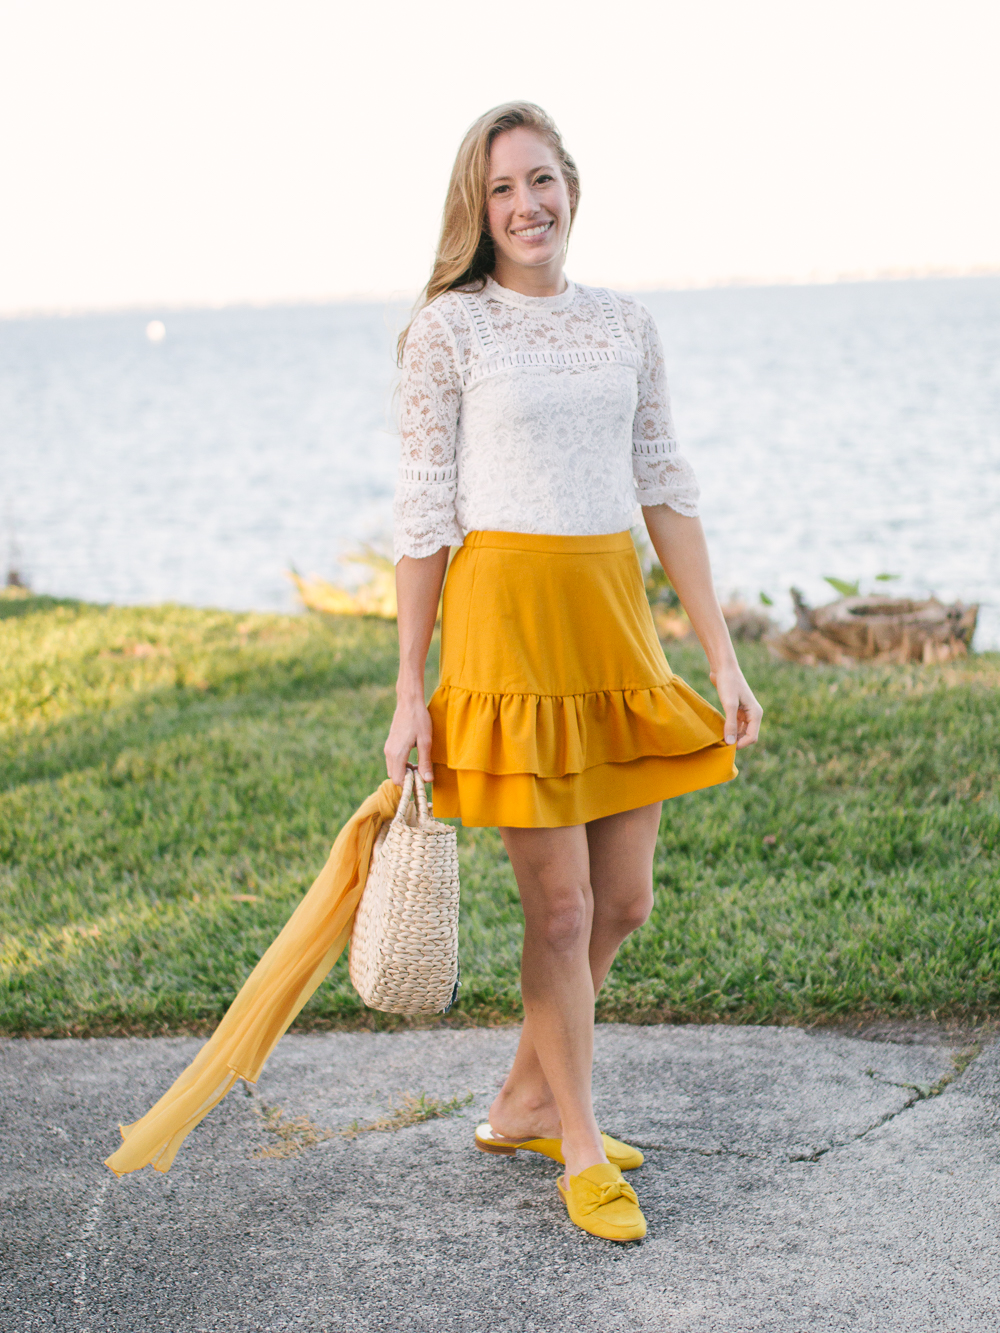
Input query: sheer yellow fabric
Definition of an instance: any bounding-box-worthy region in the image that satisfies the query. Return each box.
[104,779,401,1178]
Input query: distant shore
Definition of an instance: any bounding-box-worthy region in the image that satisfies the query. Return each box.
[3,266,999,322]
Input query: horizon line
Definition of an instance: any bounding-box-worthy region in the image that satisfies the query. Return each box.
[2,262,998,322]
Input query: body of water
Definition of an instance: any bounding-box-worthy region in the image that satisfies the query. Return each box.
[2,276,998,645]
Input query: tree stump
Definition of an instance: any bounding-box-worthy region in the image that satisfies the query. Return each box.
[767,590,979,666]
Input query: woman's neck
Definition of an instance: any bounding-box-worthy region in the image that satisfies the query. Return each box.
[489,256,568,299]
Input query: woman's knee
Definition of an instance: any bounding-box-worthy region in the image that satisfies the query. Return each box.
[595,886,654,938]
[525,881,591,953]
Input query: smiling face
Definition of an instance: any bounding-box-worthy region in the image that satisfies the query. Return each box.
[485,126,574,296]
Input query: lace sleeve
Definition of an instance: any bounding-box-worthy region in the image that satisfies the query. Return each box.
[630,302,700,517]
[393,303,464,562]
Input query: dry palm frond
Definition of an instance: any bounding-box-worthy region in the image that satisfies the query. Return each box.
[288,544,397,619]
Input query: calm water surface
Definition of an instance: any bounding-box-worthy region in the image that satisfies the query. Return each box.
[2,277,998,644]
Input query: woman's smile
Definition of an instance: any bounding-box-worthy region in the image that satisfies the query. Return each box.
[511,220,555,240]
[486,125,572,293]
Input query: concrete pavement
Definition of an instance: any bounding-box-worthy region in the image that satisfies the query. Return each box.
[3,1022,999,1332]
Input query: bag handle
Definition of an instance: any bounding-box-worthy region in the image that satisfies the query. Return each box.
[395,763,431,828]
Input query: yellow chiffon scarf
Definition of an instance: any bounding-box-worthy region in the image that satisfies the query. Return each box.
[104,779,401,1178]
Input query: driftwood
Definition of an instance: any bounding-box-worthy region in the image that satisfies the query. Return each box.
[767,590,979,666]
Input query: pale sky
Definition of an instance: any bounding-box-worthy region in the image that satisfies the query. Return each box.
[1,0,998,313]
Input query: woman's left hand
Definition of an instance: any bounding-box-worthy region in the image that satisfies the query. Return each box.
[709,662,763,749]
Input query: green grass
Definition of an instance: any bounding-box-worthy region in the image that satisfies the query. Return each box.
[1,593,998,1036]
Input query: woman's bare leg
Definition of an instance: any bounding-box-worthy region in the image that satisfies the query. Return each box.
[586,801,661,989]
[488,803,662,1176]
[488,824,606,1181]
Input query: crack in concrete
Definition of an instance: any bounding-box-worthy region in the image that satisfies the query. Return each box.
[246,1084,476,1161]
[71,1175,111,1331]
[786,1098,923,1163]
[787,1042,985,1162]
[636,1043,988,1167]
[630,1142,764,1160]
[864,1041,982,1101]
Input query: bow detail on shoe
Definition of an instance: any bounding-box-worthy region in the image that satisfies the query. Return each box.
[559,1163,648,1241]
[576,1171,639,1217]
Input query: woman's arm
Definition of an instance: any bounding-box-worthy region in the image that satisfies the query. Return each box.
[387,300,463,786]
[642,505,763,749]
[383,547,450,785]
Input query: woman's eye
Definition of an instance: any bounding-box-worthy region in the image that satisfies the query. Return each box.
[535,174,554,184]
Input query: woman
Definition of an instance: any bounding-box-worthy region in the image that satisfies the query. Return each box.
[384,102,762,1242]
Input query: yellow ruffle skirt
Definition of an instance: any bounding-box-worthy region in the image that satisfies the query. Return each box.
[429,530,737,827]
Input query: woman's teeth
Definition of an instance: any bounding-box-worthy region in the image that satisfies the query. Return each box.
[514,222,553,238]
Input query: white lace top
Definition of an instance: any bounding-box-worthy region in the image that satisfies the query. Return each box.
[393,276,699,561]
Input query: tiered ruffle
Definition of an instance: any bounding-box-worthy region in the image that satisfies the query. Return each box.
[429,530,737,828]
[429,679,734,827]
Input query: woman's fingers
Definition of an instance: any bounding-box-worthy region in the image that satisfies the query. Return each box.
[416,729,434,784]
[383,730,412,786]
[384,703,434,787]
[735,693,763,749]
[710,667,741,747]
[383,741,405,787]
[723,700,739,747]
[712,670,763,750]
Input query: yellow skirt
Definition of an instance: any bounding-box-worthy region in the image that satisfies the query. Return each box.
[429,531,737,828]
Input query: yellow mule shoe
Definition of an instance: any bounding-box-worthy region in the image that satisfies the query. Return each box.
[558,1163,647,1242]
[474,1122,644,1171]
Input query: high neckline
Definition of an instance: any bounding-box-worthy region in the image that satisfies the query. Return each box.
[483,274,577,311]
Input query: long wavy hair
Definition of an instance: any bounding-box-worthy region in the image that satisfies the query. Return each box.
[397,102,580,365]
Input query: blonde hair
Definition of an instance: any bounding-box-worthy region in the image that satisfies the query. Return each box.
[397,102,580,364]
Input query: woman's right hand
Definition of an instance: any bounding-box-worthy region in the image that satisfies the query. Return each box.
[383,694,434,787]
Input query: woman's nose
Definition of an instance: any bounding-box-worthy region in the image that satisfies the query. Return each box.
[513,182,540,215]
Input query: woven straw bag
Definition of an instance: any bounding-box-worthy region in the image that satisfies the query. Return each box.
[349,766,461,1014]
